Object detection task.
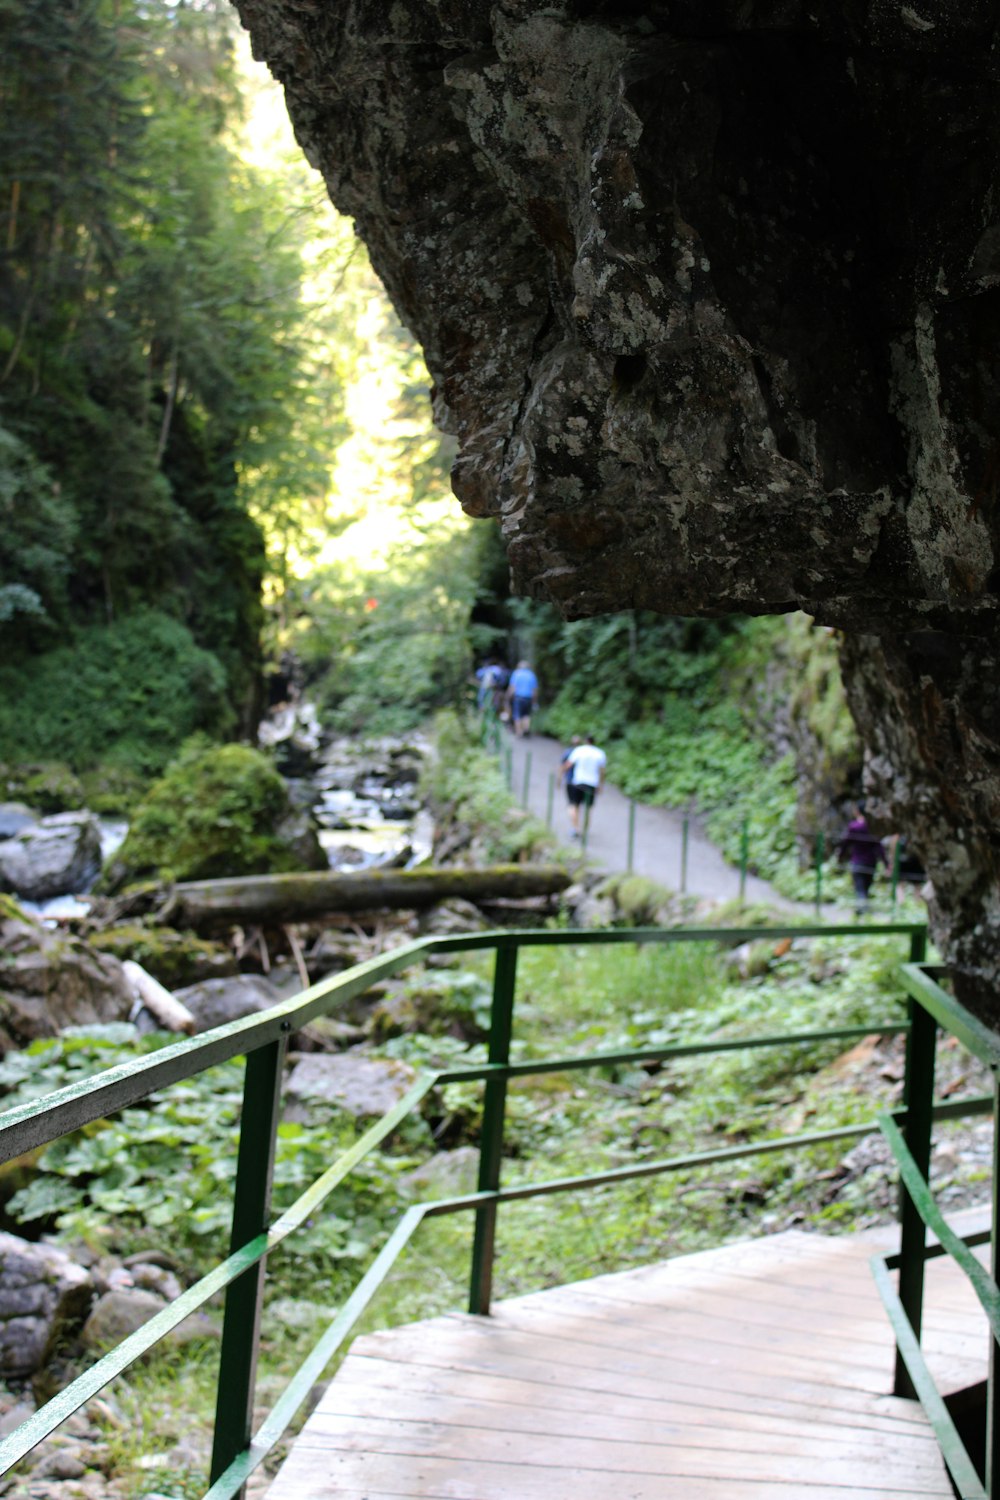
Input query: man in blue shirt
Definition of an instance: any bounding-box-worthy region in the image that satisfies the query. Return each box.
[506,660,539,738]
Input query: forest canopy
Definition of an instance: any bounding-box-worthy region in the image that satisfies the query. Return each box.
[0,0,369,766]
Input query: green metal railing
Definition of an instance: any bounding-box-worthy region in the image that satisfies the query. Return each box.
[871,961,1000,1500]
[0,918,986,1499]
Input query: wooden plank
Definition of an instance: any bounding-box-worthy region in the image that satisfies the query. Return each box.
[347,1319,930,1432]
[486,1290,898,1376]
[295,1411,947,1490]
[315,1369,940,1464]
[438,1303,896,1395]
[264,1229,959,1500]
[269,1447,943,1500]
[543,1274,986,1367]
[338,1352,939,1453]
[567,1276,920,1354]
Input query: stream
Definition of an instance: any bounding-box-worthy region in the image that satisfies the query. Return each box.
[9,708,435,923]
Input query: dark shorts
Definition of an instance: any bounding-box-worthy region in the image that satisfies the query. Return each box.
[512,696,534,719]
[567,783,595,807]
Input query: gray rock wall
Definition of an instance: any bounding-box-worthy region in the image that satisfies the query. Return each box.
[234,1,1000,1009]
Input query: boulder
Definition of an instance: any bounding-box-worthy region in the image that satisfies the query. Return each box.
[173,973,285,1033]
[102,741,328,894]
[87,923,238,991]
[0,763,85,816]
[0,812,102,901]
[417,898,489,937]
[284,1051,417,1122]
[399,1147,481,1201]
[81,1288,164,1351]
[0,803,37,839]
[273,806,327,872]
[0,905,133,1048]
[0,1233,94,1377]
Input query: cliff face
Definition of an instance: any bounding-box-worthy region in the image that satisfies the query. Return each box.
[233,0,1000,1008]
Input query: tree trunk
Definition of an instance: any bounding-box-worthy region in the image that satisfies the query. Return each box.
[170,865,571,928]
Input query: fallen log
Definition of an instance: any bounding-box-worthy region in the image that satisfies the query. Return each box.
[122,960,197,1035]
[169,865,570,929]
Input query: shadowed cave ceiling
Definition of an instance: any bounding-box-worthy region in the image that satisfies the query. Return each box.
[233,0,1000,1015]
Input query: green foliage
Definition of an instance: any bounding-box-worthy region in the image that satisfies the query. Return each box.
[0,0,371,760]
[423,711,557,864]
[0,1025,405,1287]
[106,738,306,886]
[0,761,84,813]
[0,424,77,647]
[0,611,231,776]
[298,518,477,738]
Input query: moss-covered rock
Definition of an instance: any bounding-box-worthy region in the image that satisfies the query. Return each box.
[596,873,679,927]
[0,762,85,815]
[100,741,326,892]
[369,969,492,1042]
[78,764,149,817]
[87,923,237,989]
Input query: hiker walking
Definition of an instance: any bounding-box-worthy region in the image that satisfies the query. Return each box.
[836,799,887,916]
[560,736,582,813]
[506,660,539,738]
[562,734,607,838]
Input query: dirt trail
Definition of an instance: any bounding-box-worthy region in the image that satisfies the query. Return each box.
[499,729,795,910]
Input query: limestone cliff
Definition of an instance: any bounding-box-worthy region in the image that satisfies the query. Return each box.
[234,1,1000,1009]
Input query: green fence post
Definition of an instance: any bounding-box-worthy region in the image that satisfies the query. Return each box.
[681,816,689,894]
[469,943,518,1316]
[582,800,591,852]
[627,800,636,873]
[522,751,532,807]
[893,989,936,1401]
[814,831,825,916]
[546,773,555,829]
[504,743,513,789]
[891,837,901,914]
[210,1034,287,1491]
[987,1070,1000,1495]
[739,819,749,902]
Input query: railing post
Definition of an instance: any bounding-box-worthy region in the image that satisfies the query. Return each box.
[627,800,636,873]
[739,819,748,902]
[210,1033,288,1491]
[988,1069,1000,1496]
[469,943,518,1316]
[546,772,555,829]
[891,837,901,914]
[894,986,936,1400]
[814,831,824,916]
[582,800,591,851]
[522,750,532,806]
[681,815,689,894]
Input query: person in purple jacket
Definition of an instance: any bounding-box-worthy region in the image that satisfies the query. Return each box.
[836,800,887,916]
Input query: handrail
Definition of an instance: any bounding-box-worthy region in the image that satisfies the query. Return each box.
[870,961,1000,1498]
[0,919,940,1496]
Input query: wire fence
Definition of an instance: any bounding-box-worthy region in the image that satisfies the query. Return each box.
[479,706,924,915]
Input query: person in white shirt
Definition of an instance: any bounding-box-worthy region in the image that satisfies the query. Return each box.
[561,734,607,837]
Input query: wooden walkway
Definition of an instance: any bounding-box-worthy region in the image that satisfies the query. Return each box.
[265,1228,988,1500]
